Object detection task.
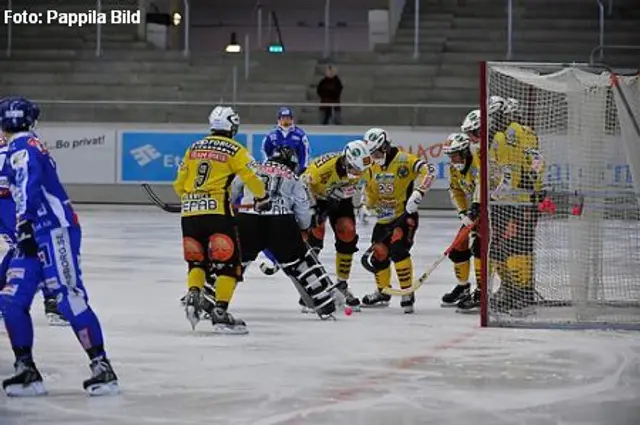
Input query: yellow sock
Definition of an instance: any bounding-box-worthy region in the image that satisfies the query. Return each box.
[215,275,238,304]
[187,267,206,290]
[394,257,413,289]
[473,257,483,289]
[454,260,471,284]
[506,254,533,288]
[374,267,391,290]
[335,252,353,281]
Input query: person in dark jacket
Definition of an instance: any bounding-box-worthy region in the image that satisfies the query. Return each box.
[316,65,343,125]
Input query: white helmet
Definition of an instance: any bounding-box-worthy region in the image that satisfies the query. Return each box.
[208,106,240,136]
[343,140,372,178]
[363,127,390,165]
[443,133,471,172]
[460,109,481,134]
[502,97,520,115]
[488,95,506,115]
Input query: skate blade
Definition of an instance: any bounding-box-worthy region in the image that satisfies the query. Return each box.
[212,323,248,335]
[361,302,390,309]
[47,314,70,327]
[5,381,47,397]
[86,381,120,396]
[185,306,200,330]
[440,302,461,308]
[300,306,315,314]
[455,308,480,315]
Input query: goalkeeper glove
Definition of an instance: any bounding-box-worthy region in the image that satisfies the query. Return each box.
[17,220,38,257]
[465,202,481,226]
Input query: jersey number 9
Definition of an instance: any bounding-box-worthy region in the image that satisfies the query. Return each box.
[194,161,211,188]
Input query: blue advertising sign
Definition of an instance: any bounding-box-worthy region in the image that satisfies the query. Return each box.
[251,133,360,161]
[120,132,247,182]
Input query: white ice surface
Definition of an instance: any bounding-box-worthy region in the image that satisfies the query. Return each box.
[1,206,640,425]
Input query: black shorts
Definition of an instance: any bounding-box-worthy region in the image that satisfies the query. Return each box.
[181,214,241,278]
[371,213,419,263]
[309,198,358,253]
[236,214,307,264]
[490,204,539,261]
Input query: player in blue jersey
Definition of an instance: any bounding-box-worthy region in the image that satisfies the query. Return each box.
[261,107,310,174]
[259,107,311,275]
[0,97,119,397]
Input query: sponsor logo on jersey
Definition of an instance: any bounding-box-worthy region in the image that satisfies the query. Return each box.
[189,150,229,162]
[397,165,409,178]
[6,267,25,281]
[181,193,219,213]
[27,138,49,155]
[195,138,241,156]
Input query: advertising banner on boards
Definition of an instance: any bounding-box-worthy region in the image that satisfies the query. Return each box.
[36,126,117,183]
[119,131,248,183]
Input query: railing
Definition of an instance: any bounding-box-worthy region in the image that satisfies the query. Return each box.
[589,45,640,65]
[33,100,477,127]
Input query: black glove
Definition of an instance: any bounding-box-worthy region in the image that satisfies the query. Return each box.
[17,220,38,257]
[253,194,272,212]
[467,202,481,222]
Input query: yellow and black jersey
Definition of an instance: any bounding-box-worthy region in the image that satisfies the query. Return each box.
[302,152,363,201]
[492,122,545,203]
[448,151,482,214]
[173,135,265,217]
[364,147,430,223]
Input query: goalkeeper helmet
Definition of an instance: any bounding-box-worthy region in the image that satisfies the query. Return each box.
[444,133,471,172]
[363,127,391,165]
[209,106,240,137]
[343,140,372,178]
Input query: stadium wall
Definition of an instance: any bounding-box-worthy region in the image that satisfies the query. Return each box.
[35,123,460,209]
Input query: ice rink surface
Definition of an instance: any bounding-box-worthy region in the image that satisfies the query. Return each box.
[1,206,639,425]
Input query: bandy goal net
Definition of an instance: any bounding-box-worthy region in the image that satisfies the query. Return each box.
[479,62,640,329]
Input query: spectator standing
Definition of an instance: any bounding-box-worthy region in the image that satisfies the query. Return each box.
[316,65,343,125]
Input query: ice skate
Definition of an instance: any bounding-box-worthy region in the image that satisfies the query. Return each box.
[335,281,361,312]
[83,356,119,396]
[199,282,216,319]
[44,297,69,327]
[456,288,480,314]
[211,307,248,335]
[490,286,535,316]
[298,297,315,314]
[361,290,391,308]
[2,359,47,397]
[441,283,471,307]
[184,287,202,330]
[401,293,415,314]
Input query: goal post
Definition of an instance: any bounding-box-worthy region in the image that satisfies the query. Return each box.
[479,61,640,329]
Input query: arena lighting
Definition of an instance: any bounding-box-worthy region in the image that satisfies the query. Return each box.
[268,44,284,53]
[225,32,242,53]
[172,12,182,26]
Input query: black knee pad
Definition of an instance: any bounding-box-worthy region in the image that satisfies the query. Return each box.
[335,234,359,254]
[449,248,472,263]
[361,247,391,273]
[389,248,410,263]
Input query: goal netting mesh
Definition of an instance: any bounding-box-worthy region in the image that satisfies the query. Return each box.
[482,62,640,329]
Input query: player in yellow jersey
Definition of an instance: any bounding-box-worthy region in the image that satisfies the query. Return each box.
[359,128,435,314]
[173,106,267,334]
[302,140,373,311]
[440,133,485,312]
[490,97,545,312]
